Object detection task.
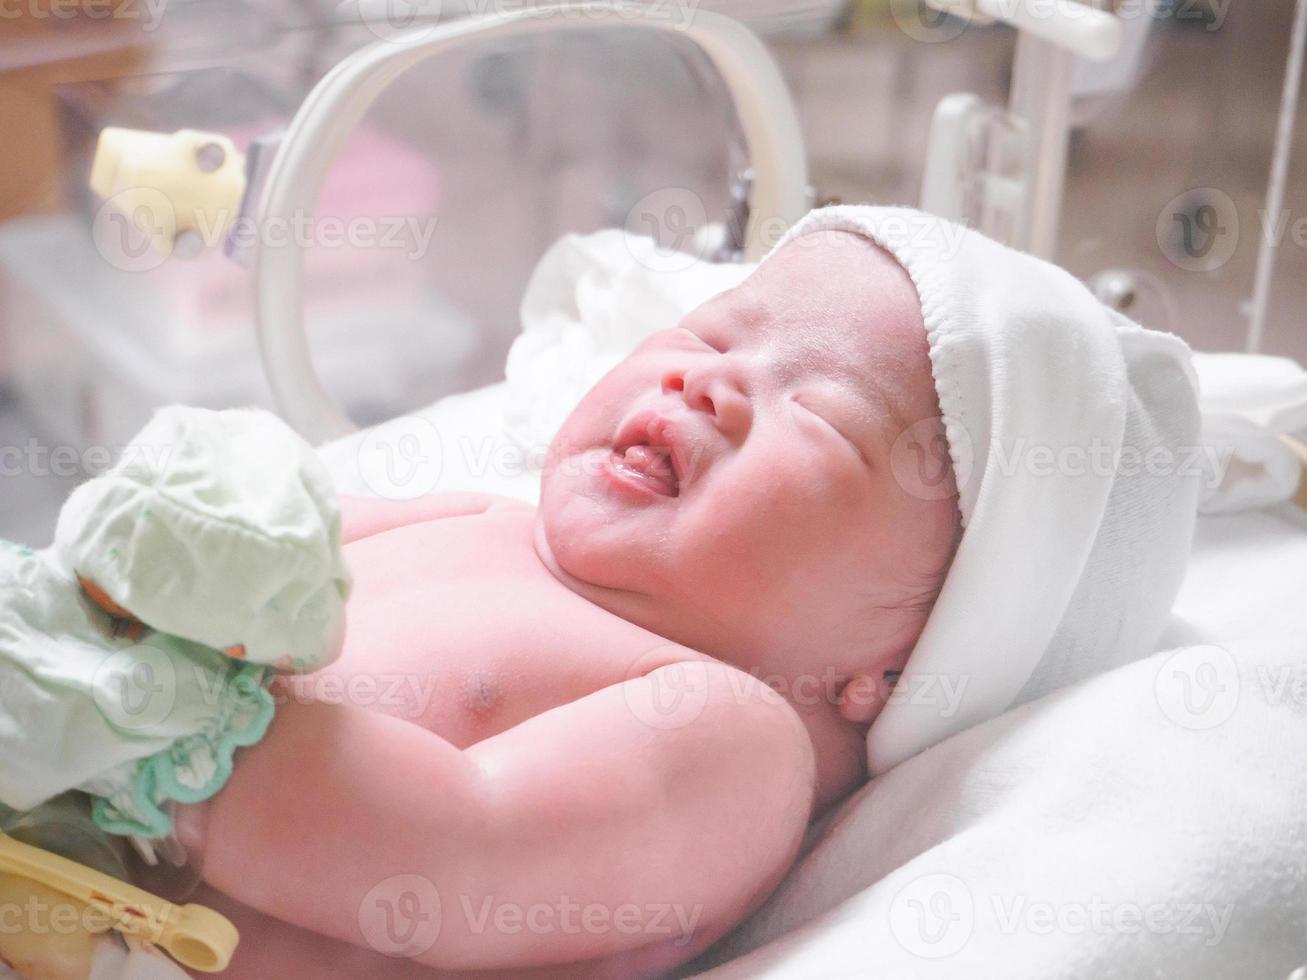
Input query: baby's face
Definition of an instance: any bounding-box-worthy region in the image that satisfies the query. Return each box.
[537,231,959,693]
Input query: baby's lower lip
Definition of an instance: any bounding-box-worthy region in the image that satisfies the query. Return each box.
[604,446,679,498]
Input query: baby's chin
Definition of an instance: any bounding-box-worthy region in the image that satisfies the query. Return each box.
[531,489,646,596]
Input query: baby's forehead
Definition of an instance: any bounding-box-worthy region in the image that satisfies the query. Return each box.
[692,231,931,397]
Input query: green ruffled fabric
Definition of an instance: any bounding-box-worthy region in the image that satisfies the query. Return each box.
[90,661,275,839]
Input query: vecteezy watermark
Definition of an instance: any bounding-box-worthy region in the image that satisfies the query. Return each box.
[989,895,1234,946]
[621,648,715,731]
[1255,662,1307,711]
[619,186,797,274]
[1255,207,1307,252]
[355,418,724,500]
[891,0,1229,44]
[784,210,973,262]
[889,872,975,958]
[357,414,447,499]
[91,642,182,732]
[1161,194,1307,272]
[460,894,703,945]
[618,190,974,276]
[889,0,970,45]
[890,418,1229,501]
[1156,187,1240,273]
[618,647,970,732]
[1153,644,1240,731]
[984,438,1226,485]
[623,187,711,274]
[337,0,698,44]
[0,0,168,31]
[357,876,704,959]
[0,892,173,939]
[91,189,439,273]
[359,874,443,958]
[0,437,176,481]
[889,872,1235,959]
[890,416,968,503]
[92,645,444,733]
[272,672,440,721]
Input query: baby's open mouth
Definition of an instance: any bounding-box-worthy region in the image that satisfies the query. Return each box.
[611,443,680,497]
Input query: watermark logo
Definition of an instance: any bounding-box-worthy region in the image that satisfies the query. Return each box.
[91,642,178,732]
[460,895,702,944]
[889,872,975,958]
[92,188,176,273]
[889,0,969,44]
[991,895,1233,945]
[621,648,714,731]
[91,189,440,272]
[888,0,1231,41]
[0,0,169,31]
[1156,188,1239,272]
[890,415,968,501]
[0,438,172,480]
[338,0,444,42]
[623,187,709,274]
[337,0,698,44]
[358,414,445,499]
[359,874,443,957]
[1154,644,1240,730]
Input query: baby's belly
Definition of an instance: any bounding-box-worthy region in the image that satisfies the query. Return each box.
[286,511,677,747]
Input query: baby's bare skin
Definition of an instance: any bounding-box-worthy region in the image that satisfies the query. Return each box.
[174,232,959,978]
[186,495,817,979]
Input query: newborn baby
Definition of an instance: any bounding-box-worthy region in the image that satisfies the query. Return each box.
[2,204,1201,979]
[170,226,962,978]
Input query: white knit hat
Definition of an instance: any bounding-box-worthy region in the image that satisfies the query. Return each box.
[772,206,1202,774]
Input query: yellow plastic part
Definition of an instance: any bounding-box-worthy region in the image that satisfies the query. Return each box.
[90,127,247,258]
[0,831,238,973]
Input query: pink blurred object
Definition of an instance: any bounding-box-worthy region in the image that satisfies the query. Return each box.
[127,122,442,361]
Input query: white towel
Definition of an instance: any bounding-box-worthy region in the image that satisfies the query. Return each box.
[771,206,1203,774]
[1191,352,1307,513]
[693,633,1307,980]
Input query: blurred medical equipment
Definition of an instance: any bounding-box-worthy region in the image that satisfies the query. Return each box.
[919,0,1124,255]
[1245,0,1307,353]
[87,3,809,443]
[0,828,234,974]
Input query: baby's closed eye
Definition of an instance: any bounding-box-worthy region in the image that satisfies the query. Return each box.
[789,396,870,467]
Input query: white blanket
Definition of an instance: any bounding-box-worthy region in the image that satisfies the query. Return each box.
[690,504,1307,978]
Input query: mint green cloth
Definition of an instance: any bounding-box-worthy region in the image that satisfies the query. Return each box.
[0,406,351,837]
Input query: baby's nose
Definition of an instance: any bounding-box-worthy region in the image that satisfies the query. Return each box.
[662,366,752,440]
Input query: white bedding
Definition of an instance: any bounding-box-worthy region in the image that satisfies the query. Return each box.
[687,504,1307,978]
[317,231,1307,978]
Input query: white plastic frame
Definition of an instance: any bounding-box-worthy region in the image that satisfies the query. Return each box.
[254,2,809,443]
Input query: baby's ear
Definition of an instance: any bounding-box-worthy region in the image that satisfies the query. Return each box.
[837,672,896,724]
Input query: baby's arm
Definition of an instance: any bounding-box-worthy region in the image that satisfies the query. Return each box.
[183,660,815,973]
[340,494,532,544]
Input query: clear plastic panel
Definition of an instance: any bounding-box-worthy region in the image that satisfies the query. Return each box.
[1054,2,1307,358]
[0,17,745,458]
[797,2,1306,362]
[305,25,745,423]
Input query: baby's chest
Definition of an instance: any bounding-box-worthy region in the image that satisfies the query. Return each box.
[296,512,677,747]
